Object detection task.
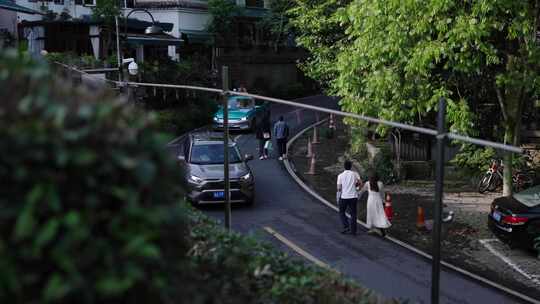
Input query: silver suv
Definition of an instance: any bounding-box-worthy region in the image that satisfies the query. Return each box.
[178,132,254,205]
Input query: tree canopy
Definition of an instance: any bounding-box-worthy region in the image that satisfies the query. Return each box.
[290,0,540,135]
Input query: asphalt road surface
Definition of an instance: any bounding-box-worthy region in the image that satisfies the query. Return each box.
[198,95,525,304]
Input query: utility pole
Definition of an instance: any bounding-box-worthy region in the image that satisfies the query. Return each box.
[431,97,447,304]
[222,66,231,230]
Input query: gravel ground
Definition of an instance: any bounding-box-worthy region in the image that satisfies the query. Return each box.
[290,119,540,301]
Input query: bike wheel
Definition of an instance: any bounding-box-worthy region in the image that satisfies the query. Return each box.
[487,173,500,192]
[478,172,492,194]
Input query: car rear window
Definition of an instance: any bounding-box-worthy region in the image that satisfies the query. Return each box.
[513,185,540,207]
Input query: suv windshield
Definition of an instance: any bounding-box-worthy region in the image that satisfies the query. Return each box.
[190,143,242,165]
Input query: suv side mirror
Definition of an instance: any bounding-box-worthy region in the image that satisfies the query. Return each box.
[244,154,253,162]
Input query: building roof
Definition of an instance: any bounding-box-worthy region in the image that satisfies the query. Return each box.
[181,29,213,44]
[18,17,173,32]
[0,0,41,14]
[126,32,183,46]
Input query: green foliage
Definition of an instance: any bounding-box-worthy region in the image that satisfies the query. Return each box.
[290,1,540,133]
[291,0,540,195]
[138,56,217,133]
[45,52,108,69]
[358,146,396,185]
[452,145,496,172]
[153,99,217,136]
[92,0,120,24]
[288,0,350,93]
[258,0,296,49]
[207,0,240,35]
[0,49,189,303]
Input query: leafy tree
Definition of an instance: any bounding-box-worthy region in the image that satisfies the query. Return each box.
[258,0,296,52]
[92,0,121,59]
[290,0,540,195]
[289,0,351,92]
[207,0,240,37]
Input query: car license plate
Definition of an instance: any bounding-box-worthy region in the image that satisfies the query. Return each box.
[492,210,502,222]
[213,191,224,199]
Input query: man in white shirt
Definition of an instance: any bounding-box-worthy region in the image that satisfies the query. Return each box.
[337,160,362,235]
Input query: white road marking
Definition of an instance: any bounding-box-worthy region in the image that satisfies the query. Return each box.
[234,134,242,141]
[263,226,337,273]
[479,239,540,286]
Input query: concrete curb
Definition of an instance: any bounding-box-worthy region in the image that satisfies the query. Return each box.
[284,119,539,304]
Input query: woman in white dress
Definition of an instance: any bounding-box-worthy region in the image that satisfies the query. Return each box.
[360,173,391,236]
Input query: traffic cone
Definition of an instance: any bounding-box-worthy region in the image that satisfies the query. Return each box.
[384,193,394,222]
[416,206,426,230]
[306,136,313,157]
[305,153,316,175]
[312,126,320,144]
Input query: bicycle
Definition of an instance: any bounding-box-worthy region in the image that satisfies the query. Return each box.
[477,159,534,193]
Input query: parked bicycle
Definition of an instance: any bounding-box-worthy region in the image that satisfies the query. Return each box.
[477,159,534,193]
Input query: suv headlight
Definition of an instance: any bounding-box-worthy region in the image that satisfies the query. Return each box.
[188,175,204,184]
[240,172,252,181]
[240,116,247,121]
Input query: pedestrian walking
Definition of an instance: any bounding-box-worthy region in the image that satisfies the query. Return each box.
[359,172,391,236]
[337,160,362,235]
[273,116,289,160]
[256,113,272,159]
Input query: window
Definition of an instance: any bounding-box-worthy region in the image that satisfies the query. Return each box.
[54,0,65,4]
[74,0,83,4]
[83,0,95,6]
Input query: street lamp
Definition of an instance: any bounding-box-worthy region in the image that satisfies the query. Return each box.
[115,8,164,82]
[123,8,164,39]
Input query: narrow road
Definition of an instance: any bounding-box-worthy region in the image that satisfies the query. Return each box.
[200,95,524,303]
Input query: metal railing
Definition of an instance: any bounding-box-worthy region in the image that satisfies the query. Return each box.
[55,63,523,304]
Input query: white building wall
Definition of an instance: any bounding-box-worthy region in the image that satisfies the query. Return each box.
[121,8,211,38]
[16,0,94,22]
[0,9,17,34]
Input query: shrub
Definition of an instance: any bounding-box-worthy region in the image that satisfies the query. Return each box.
[153,99,217,135]
[0,49,188,303]
[452,144,496,172]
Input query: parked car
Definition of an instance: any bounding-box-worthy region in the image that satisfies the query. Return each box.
[488,185,540,248]
[212,95,268,131]
[178,131,255,205]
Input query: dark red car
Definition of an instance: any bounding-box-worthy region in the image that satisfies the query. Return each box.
[488,185,540,249]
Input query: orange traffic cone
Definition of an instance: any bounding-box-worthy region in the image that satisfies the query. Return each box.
[384,193,393,222]
[416,206,426,230]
